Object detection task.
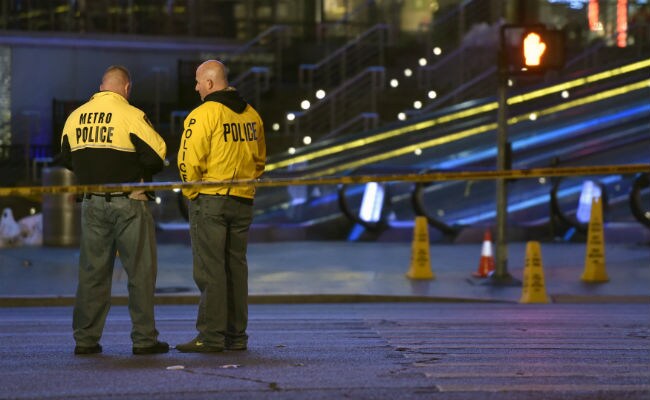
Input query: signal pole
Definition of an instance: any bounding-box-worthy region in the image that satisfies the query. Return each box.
[488,22,563,286]
[488,47,520,286]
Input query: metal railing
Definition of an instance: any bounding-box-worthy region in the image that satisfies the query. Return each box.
[287,66,386,141]
[299,24,389,90]
[231,66,271,109]
[409,44,498,118]
[220,24,291,85]
[321,112,379,141]
[176,24,290,108]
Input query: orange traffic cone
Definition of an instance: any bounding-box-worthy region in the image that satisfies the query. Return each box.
[473,230,495,278]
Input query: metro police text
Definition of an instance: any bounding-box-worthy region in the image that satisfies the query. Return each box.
[75,112,114,144]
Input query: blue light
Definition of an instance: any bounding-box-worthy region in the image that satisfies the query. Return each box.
[547,0,588,10]
[576,181,602,223]
[347,223,367,241]
[433,103,650,170]
[359,182,384,223]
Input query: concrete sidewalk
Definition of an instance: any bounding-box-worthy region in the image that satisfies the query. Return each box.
[1,240,649,305]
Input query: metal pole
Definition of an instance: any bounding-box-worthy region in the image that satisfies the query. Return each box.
[495,71,508,275]
[275,27,283,85]
[154,69,161,127]
[486,51,520,287]
[151,67,168,127]
[21,111,39,184]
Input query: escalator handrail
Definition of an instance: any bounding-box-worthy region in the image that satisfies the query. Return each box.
[550,177,609,234]
[629,173,650,230]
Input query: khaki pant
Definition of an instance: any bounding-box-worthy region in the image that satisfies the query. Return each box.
[73,196,159,347]
[189,195,253,347]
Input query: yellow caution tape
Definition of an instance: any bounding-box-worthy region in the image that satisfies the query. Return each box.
[1,164,647,197]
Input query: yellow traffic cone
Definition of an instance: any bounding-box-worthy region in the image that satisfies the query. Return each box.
[581,196,609,282]
[519,241,550,303]
[406,216,435,280]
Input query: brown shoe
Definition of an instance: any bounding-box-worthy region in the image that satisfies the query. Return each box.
[225,341,247,351]
[133,341,169,355]
[74,344,102,355]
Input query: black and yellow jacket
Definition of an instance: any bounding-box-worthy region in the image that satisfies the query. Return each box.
[59,91,167,185]
[178,88,266,200]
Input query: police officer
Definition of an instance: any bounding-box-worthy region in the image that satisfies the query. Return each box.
[176,60,266,352]
[60,65,169,355]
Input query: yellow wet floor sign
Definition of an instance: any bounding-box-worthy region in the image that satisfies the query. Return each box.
[519,241,550,303]
[406,216,435,280]
[581,196,609,282]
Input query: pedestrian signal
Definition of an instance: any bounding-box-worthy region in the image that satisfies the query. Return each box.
[523,32,546,67]
[501,25,565,74]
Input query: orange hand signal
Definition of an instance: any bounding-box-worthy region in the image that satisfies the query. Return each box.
[523,32,546,67]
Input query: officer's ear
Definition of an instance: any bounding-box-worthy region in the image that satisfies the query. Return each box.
[124,82,132,99]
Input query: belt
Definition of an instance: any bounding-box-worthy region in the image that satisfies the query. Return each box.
[84,192,130,202]
[197,193,253,206]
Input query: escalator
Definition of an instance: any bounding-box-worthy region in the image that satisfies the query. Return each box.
[249,58,650,239]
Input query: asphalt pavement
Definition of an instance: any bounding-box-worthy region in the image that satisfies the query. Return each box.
[0,303,648,400]
[1,232,649,400]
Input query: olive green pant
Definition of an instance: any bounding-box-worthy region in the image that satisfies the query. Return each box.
[73,196,160,348]
[189,195,252,347]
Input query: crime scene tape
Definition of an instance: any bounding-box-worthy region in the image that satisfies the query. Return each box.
[0,164,648,197]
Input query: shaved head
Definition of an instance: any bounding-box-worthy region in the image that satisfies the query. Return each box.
[100,65,132,99]
[195,60,229,101]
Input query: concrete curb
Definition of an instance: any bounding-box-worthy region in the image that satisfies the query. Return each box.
[1,294,649,307]
[550,294,650,304]
[0,294,511,307]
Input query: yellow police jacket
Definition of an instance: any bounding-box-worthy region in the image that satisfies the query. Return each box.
[60,91,167,185]
[178,89,266,200]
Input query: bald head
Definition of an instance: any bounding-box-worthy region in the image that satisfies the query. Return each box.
[100,65,132,99]
[195,60,229,101]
